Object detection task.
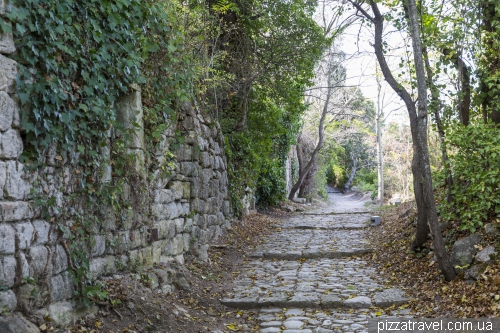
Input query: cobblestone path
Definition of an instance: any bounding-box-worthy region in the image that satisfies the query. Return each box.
[221,193,411,333]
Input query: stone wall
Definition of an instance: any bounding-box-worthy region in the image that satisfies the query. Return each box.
[0,1,30,314]
[0,4,233,319]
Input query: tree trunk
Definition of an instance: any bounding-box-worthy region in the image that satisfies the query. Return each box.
[288,62,334,200]
[406,0,456,280]
[343,157,357,193]
[288,109,327,200]
[375,65,384,202]
[348,0,456,280]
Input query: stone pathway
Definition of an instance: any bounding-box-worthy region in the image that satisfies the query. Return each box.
[220,192,411,332]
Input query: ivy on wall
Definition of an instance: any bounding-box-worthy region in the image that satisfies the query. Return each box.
[4,0,192,305]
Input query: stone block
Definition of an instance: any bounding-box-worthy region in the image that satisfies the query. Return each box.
[182,233,190,253]
[154,189,174,204]
[112,231,131,254]
[370,216,381,227]
[0,91,15,131]
[0,224,15,254]
[128,249,142,266]
[190,178,200,198]
[165,234,184,256]
[158,219,176,240]
[129,229,143,249]
[174,218,184,234]
[207,215,218,226]
[176,202,183,216]
[200,152,211,168]
[199,169,213,184]
[180,161,198,177]
[175,144,192,161]
[0,255,16,287]
[218,156,226,171]
[141,247,154,269]
[485,223,499,237]
[191,199,206,214]
[13,222,33,250]
[52,244,68,275]
[451,234,482,268]
[152,203,166,220]
[193,214,207,228]
[0,27,15,54]
[0,128,23,159]
[17,283,48,310]
[195,244,209,261]
[168,181,185,200]
[292,197,306,204]
[197,136,209,152]
[0,161,4,199]
[184,218,193,233]
[0,289,17,311]
[466,263,487,280]
[47,301,75,327]
[206,197,219,215]
[28,245,50,279]
[0,54,16,93]
[0,313,40,333]
[182,182,190,199]
[91,235,106,257]
[475,245,497,264]
[152,242,162,264]
[168,202,179,219]
[10,94,19,128]
[116,90,144,150]
[223,200,232,217]
[49,272,73,302]
[373,288,408,307]
[19,251,28,278]
[343,296,372,308]
[89,256,116,280]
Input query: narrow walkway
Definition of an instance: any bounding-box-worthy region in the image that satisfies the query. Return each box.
[221,192,411,333]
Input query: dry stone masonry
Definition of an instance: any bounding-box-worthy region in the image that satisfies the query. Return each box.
[0,3,233,323]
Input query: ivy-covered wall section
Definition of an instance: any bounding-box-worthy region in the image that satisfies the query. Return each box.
[0,0,233,321]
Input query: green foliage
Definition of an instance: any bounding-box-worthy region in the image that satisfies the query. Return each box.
[206,0,327,212]
[10,0,141,156]
[324,145,347,187]
[353,168,377,198]
[314,162,329,199]
[256,158,287,206]
[8,0,190,306]
[436,123,500,233]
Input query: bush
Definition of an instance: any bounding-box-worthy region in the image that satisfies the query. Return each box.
[435,123,500,232]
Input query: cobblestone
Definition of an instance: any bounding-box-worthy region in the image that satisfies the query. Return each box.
[220,192,410,332]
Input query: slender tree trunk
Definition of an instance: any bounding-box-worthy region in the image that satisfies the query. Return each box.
[289,65,334,200]
[375,65,384,202]
[348,0,456,280]
[343,157,357,192]
[406,0,456,280]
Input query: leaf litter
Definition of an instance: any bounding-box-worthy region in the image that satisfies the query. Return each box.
[61,209,286,333]
[371,201,500,318]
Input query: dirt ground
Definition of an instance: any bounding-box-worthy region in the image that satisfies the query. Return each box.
[53,208,296,333]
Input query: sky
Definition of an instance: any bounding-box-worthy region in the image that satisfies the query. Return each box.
[318,2,410,124]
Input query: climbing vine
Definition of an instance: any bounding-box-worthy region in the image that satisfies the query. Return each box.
[6,0,192,305]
